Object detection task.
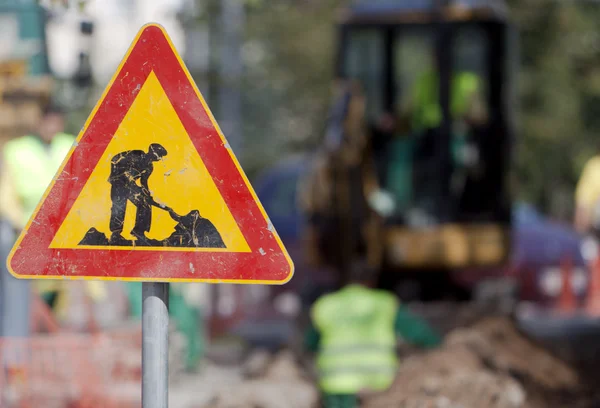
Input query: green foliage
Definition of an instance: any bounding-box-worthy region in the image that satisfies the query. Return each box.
[241,0,343,177]
[508,0,600,218]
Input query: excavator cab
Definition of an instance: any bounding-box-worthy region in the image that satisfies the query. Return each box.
[301,0,517,290]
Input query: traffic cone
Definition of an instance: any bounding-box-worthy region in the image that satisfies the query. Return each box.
[586,255,600,317]
[557,256,577,314]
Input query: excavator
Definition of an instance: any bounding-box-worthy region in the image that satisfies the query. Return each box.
[299,0,517,300]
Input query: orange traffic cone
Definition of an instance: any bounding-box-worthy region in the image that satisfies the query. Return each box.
[557,256,577,314]
[586,255,600,317]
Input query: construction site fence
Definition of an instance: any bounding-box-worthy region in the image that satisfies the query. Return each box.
[0,327,141,408]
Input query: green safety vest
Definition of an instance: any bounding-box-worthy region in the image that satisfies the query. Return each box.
[3,133,75,226]
[412,71,481,131]
[311,285,399,394]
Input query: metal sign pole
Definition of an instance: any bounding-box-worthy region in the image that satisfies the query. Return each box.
[142,282,169,408]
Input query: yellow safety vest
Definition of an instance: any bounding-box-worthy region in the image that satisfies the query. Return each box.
[413,71,481,130]
[3,133,75,298]
[3,133,75,226]
[311,285,399,394]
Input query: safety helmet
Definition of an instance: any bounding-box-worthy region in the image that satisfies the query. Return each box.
[149,143,168,159]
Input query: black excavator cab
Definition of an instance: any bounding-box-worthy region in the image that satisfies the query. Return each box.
[301,0,517,290]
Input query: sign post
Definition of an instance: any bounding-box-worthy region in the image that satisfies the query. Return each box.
[142,282,169,408]
[7,24,293,408]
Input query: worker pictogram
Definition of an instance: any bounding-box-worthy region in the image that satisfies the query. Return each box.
[106,144,172,246]
[7,23,293,284]
[77,141,225,249]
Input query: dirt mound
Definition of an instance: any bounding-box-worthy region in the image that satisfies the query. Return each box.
[364,317,589,408]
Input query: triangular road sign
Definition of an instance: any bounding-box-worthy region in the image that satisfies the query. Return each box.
[7,24,293,284]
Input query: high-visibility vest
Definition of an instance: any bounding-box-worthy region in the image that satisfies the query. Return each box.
[311,285,399,394]
[412,71,481,131]
[4,133,75,297]
[3,133,75,226]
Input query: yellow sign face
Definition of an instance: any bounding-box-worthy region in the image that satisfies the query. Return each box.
[51,72,250,252]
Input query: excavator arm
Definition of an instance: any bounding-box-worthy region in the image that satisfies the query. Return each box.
[299,81,382,283]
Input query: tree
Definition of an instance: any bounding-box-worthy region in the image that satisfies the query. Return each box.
[508,0,600,218]
[241,0,343,177]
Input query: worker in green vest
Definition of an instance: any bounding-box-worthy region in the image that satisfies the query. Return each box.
[305,260,441,408]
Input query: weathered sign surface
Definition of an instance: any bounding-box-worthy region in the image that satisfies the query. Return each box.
[7,24,293,284]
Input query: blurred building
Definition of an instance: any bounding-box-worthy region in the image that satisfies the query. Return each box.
[0,0,50,144]
[42,0,196,99]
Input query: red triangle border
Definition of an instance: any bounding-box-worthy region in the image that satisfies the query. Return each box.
[8,24,293,284]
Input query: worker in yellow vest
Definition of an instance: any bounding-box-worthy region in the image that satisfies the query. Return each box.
[305,260,441,408]
[0,104,105,318]
[575,150,600,235]
[1,104,74,229]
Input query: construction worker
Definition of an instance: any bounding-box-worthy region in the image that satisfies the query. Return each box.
[575,151,600,235]
[0,103,106,319]
[1,104,74,231]
[1,104,75,309]
[305,259,441,408]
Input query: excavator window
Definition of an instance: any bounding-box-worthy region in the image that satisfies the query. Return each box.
[339,21,508,228]
[394,27,438,132]
[385,27,438,218]
[343,29,385,122]
[452,26,489,124]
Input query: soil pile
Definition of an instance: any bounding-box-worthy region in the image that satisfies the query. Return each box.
[364,317,590,408]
